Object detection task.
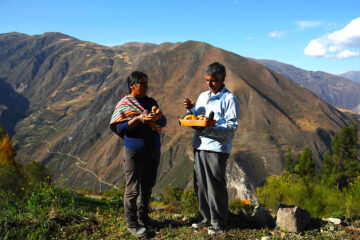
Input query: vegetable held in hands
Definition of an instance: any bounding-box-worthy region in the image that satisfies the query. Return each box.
[146,106,162,122]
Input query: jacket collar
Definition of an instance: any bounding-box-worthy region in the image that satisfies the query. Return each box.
[208,85,228,99]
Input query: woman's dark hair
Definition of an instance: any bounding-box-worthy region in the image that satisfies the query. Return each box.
[126,71,148,93]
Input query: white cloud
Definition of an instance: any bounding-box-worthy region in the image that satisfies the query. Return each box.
[304,17,360,59]
[296,20,324,30]
[246,36,253,40]
[337,49,360,59]
[269,31,284,38]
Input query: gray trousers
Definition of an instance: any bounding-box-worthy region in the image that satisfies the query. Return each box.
[194,149,229,227]
[123,147,160,227]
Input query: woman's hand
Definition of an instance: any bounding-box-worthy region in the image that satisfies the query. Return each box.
[146,115,160,123]
[137,113,152,124]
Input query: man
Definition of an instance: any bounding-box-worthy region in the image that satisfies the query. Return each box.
[184,62,240,235]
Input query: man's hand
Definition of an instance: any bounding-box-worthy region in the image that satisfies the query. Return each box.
[191,126,205,131]
[184,98,195,109]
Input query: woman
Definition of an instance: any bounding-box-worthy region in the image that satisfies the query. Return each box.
[109,71,166,237]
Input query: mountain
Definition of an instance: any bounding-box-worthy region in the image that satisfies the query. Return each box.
[1,32,359,201]
[339,71,360,83]
[254,59,360,114]
[338,71,360,113]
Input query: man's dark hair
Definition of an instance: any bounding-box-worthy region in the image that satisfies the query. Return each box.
[205,62,226,80]
[126,71,148,93]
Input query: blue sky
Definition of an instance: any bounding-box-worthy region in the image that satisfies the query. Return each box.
[1,0,360,74]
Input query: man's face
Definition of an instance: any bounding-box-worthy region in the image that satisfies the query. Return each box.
[205,74,224,94]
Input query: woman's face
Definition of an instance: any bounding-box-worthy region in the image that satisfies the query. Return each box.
[130,77,148,97]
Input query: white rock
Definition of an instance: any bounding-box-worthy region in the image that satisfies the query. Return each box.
[261,236,271,240]
[325,218,341,225]
[173,214,183,219]
[182,216,189,222]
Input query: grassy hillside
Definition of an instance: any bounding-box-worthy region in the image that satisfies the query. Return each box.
[1,185,360,240]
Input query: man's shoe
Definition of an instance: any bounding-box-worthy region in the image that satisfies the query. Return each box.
[207,226,224,235]
[127,226,147,237]
[191,221,208,229]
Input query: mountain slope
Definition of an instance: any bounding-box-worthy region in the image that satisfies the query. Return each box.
[1,32,359,200]
[254,59,360,114]
[339,71,360,83]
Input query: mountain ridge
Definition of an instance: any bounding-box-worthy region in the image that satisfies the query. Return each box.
[254,59,360,114]
[339,71,360,83]
[0,32,359,200]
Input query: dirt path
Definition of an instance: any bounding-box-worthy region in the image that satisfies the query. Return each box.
[44,140,118,189]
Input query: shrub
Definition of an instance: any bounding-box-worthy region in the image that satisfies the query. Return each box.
[180,190,198,215]
[24,161,51,184]
[345,176,360,219]
[26,180,75,216]
[303,184,345,218]
[257,173,349,218]
[256,175,285,212]
[102,185,125,200]
[163,186,184,203]
[0,163,25,201]
[229,198,252,216]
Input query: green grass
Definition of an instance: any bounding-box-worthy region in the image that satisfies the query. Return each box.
[1,189,360,239]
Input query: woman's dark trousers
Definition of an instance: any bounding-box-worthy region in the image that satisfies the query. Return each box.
[123,147,160,228]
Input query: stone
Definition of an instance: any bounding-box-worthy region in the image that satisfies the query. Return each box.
[261,236,271,240]
[173,214,183,219]
[276,204,311,233]
[182,216,189,222]
[325,218,341,225]
[252,207,276,228]
[49,207,57,220]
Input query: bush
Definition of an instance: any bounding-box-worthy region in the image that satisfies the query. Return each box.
[24,161,51,184]
[163,186,184,203]
[257,173,350,219]
[345,176,360,219]
[26,179,75,216]
[303,184,345,218]
[102,185,125,200]
[229,199,252,216]
[180,190,198,215]
[0,163,25,201]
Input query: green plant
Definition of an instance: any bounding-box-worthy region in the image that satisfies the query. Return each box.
[329,123,359,189]
[102,185,125,200]
[24,161,51,184]
[294,146,315,178]
[228,198,252,216]
[345,176,360,219]
[180,190,198,215]
[163,186,184,203]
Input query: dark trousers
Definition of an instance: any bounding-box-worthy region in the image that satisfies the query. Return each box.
[123,147,160,227]
[194,149,229,227]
